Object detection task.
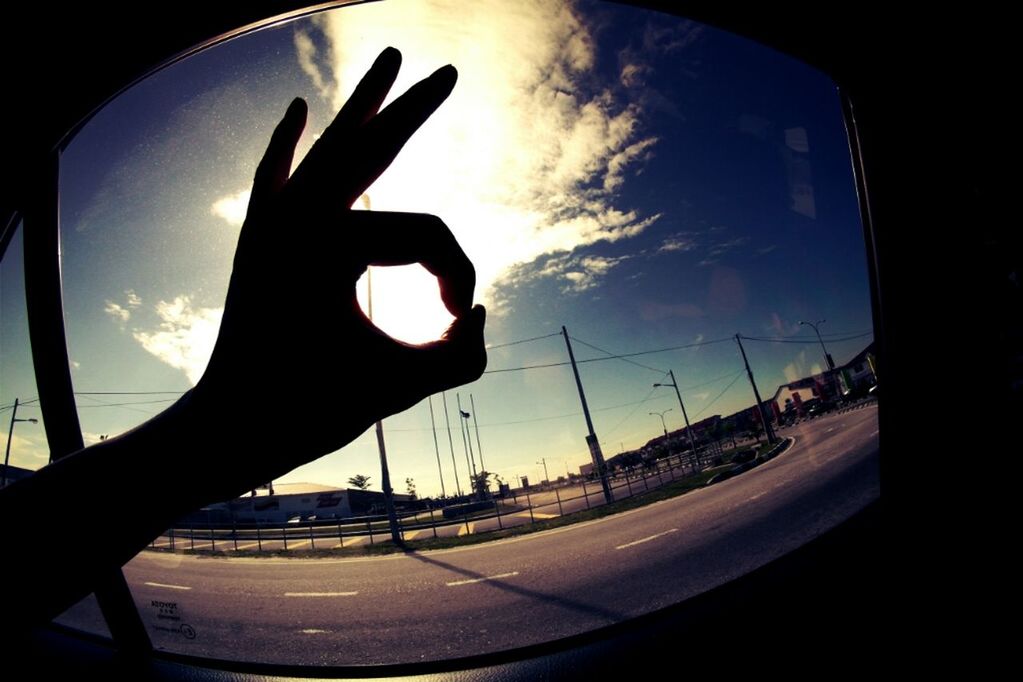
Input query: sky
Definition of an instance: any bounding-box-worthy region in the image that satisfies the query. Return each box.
[1,0,874,497]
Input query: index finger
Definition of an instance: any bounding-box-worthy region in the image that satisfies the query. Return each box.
[340,64,458,206]
[346,211,475,317]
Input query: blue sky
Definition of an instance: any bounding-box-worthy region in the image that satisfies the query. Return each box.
[1,0,873,496]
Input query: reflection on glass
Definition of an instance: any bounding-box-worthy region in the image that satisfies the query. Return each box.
[58,0,878,665]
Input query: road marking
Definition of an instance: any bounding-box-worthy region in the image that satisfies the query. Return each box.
[144,582,192,591]
[403,530,422,541]
[825,428,835,434]
[301,629,329,634]
[747,493,765,502]
[458,522,476,536]
[284,592,359,597]
[870,430,879,437]
[615,528,679,550]
[334,535,368,548]
[150,542,173,549]
[232,541,262,551]
[515,511,558,519]
[446,571,519,587]
[286,539,312,549]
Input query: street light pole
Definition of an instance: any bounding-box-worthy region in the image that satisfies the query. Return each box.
[800,319,839,401]
[3,398,39,487]
[654,370,701,469]
[367,266,402,545]
[649,409,672,439]
[537,458,550,486]
[428,395,446,499]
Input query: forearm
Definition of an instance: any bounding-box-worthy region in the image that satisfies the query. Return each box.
[0,391,245,630]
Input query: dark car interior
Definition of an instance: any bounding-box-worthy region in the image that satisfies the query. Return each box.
[2,1,1010,677]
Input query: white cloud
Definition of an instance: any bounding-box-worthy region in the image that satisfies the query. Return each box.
[659,235,697,253]
[0,431,47,465]
[211,188,251,227]
[293,29,331,100]
[693,392,710,402]
[518,253,632,293]
[125,289,142,308]
[104,301,130,323]
[295,0,660,315]
[132,296,223,385]
[707,237,749,258]
[768,313,801,338]
[620,62,650,88]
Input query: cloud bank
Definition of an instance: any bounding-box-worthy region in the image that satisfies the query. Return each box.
[288,0,661,313]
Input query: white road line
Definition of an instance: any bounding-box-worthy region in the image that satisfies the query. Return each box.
[301,629,329,634]
[870,430,879,437]
[458,522,476,537]
[615,528,679,550]
[233,541,262,551]
[446,571,519,587]
[283,592,359,597]
[144,581,192,591]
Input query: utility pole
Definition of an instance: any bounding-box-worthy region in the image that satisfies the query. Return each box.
[537,457,550,486]
[367,267,401,544]
[442,392,462,497]
[655,369,702,469]
[562,326,613,503]
[428,395,446,498]
[735,334,778,446]
[4,399,39,487]
[469,393,486,472]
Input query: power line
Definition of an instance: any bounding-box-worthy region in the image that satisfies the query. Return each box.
[569,335,665,374]
[739,331,873,345]
[691,371,745,419]
[74,391,185,396]
[603,381,665,438]
[75,398,177,408]
[486,332,560,350]
[387,393,675,432]
[484,336,733,374]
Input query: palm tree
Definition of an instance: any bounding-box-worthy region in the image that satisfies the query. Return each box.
[347,474,371,490]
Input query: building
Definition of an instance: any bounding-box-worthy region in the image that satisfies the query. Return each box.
[182,482,415,526]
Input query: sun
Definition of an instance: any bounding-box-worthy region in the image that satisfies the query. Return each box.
[355,265,455,345]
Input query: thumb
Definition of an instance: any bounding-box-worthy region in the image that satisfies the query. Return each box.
[404,305,487,393]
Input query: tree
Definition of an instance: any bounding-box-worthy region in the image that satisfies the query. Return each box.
[471,470,494,499]
[347,474,371,490]
[405,477,417,499]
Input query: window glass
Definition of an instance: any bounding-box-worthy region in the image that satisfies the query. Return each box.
[1,223,111,638]
[58,0,878,665]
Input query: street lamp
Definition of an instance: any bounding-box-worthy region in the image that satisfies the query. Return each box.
[799,319,839,401]
[654,370,702,469]
[3,398,38,487]
[649,409,673,438]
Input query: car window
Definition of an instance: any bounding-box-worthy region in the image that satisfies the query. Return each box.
[52,0,878,665]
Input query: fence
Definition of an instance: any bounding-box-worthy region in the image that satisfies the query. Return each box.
[149,443,747,553]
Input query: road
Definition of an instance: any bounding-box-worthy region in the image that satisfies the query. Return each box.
[56,405,879,665]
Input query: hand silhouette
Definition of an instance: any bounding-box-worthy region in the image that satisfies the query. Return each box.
[190,47,486,493]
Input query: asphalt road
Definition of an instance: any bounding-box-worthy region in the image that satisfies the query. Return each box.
[58,406,879,665]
